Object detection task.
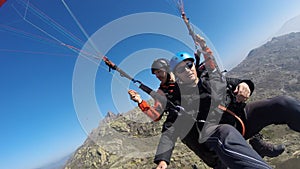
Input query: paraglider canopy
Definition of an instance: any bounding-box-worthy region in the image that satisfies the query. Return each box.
[0,0,7,7]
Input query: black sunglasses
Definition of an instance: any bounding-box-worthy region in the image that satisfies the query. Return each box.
[176,62,194,74]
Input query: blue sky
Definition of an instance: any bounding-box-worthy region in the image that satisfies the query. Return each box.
[1,0,300,169]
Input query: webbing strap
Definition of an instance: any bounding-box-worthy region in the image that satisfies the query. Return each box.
[218,105,246,136]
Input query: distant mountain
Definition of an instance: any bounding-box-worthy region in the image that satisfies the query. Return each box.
[274,14,300,37]
[64,32,300,169]
[35,153,73,169]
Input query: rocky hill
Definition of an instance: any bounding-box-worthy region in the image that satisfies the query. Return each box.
[64,32,300,169]
[227,32,300,100]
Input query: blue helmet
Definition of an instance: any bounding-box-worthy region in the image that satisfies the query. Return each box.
[169,52,194,72]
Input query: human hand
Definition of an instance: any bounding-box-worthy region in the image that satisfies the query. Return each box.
[234,82,250,102]
[195,34,207,49]
[156,161,167,169]
[128,89,142,103]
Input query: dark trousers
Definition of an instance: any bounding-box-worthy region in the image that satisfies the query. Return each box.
[244,95,300,139]
[189,95,300,169]
[157,96,300,168]
[183,124,272,169]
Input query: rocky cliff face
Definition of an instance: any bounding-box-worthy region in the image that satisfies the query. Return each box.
[64,104,209,169]
[228,32,300,100]
[65,32,300,169]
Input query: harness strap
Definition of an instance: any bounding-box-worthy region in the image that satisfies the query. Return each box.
[218,105,246,136]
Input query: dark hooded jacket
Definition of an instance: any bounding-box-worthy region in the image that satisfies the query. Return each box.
[154,68,254,167]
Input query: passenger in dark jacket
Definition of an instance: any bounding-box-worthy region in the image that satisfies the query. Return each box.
[152,51,269,169]
[151,50,300,169]
[129,49,295,168]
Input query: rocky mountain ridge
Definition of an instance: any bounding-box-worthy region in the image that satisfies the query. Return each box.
[227,32,300,100]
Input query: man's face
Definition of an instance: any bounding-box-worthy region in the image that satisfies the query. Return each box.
[174,60,197,84]
[153,69,168,84]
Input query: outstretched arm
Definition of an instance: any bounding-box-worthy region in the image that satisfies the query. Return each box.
[128,89,164,121]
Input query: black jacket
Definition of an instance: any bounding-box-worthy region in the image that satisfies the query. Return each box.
[154,70,254,166]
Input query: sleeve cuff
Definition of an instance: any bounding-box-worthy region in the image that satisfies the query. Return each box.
[138,100,150,111]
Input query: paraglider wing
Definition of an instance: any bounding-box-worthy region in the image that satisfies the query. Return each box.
[0,0,7,7]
